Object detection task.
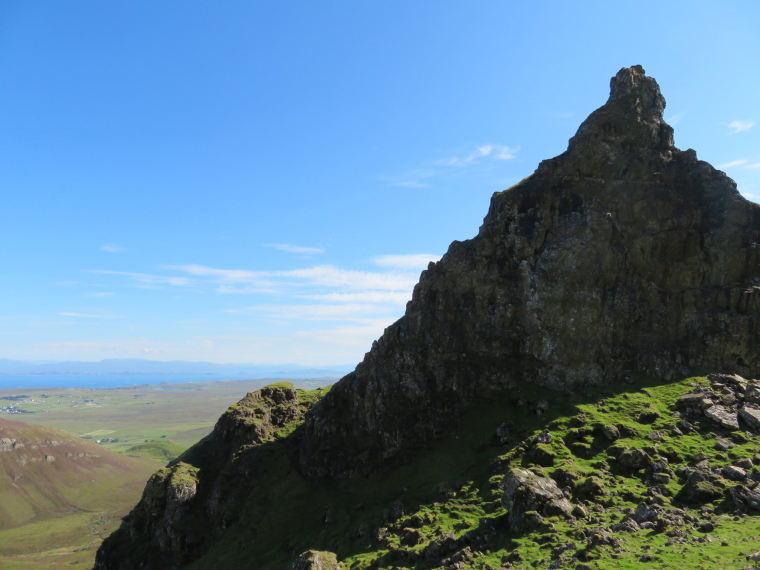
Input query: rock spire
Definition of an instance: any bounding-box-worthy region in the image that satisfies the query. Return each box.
[298,65,760,478]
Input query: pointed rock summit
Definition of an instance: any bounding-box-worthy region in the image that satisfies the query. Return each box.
[298,65,760,477]
[570,64,673,153]
[96,67,760,569]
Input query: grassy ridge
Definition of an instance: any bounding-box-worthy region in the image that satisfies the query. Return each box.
[123,438,187,462]
[164,375,760,569]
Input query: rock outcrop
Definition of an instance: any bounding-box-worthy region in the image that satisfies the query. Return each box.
[500,468,573,532]
[289,550,343,570]
[95,383,312,570]
[298,65,760,478]
[96,66,760,569]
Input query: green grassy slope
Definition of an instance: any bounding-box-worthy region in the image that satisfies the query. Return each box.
[0,418,157,569]
[123,438,187,462]
[165,376,760,569]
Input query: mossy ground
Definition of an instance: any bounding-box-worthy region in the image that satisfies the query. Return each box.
[123,438,187,462]
[183,376,760,569]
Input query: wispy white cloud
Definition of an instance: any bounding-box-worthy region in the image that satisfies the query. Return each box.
[171,264,418,292]
[58,312,119,318]
[170,265,262,283]
[726,120,755,134]
[295,319,396,348]
[665,112,685,125]
[717,159,760,171]
[89,291,115,298]
[435,144,519,167]
[301,291,411,305]
[237,303,390,322]
[216,284,282,294]
[717,159,749,169]
[281,265,417,291]
[100,243,125,253]
[384,168,437,188]
[89,270,193,288]
[85,253,438,363]
[385,143,518,188]
[373,253,440,270]
[266,243,325,255]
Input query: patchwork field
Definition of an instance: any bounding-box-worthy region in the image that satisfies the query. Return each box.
[0,377,337,455]
[0,377,337,568]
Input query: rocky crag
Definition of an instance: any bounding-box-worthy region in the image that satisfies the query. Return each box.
[96,67,760,569]
[299,65,760,479]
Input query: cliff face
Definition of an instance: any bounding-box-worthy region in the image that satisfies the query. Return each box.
[96,67,760,569]
[95,383,316,570]
[298,65,760,478]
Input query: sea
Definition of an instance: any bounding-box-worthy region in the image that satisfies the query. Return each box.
[0,373,275,390]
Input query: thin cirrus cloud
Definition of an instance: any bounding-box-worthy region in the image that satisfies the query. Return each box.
[89,255,439,352]
[295,319,398,348]
[373,253,441,270]
[172,260,435,335]
[386,143,519,188]
[265,243,325,255]
[725,120,755,134]
[100,243,125,253]
[170,264,420,293]
[58,312,119,318]
[718,159,749,169]
[234,303,389,322]
[301,291,412,305]
[717,159,760,171]
[665,112,686,126]
[435,144,519,167]
[89,270,193,288]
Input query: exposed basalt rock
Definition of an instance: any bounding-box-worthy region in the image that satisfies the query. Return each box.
[500,468,573,532]
[94,383,310,570]
[730,484,760,512]
[299,65,760,478]
[740,406,760,430]
[680,468,727,503]
[289,550,343,570]
[705,405,740,430]
[616,447,652,472]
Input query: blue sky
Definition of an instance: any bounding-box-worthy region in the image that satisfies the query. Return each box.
[1,1,759,366]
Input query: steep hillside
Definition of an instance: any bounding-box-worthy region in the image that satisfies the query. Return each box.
[96,66,760,569]
[96,375,760,569]
[0,417,156,568]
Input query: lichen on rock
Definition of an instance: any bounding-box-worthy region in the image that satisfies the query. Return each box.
[500,468,573,532]
[288,550,343,570]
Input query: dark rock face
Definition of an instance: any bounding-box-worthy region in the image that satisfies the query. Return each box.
[299,65,760,478]
[94,384,307,570]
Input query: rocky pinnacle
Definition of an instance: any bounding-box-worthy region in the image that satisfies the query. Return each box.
[298,66,760,478]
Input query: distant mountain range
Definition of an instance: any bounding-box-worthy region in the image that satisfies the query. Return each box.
[0,358,354,378]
